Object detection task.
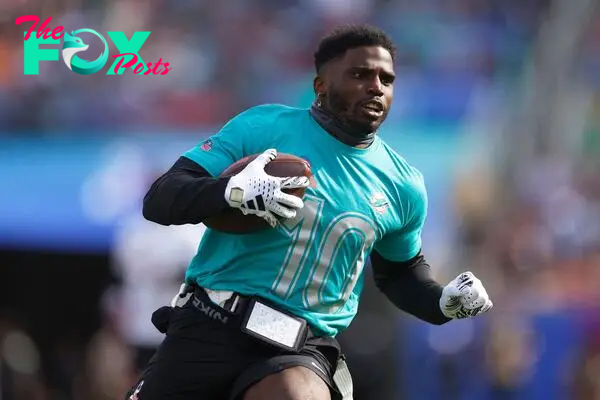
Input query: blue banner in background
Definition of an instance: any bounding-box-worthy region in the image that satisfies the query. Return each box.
[398,310,591,400]
[0,134,197,252]
[0,125,463,252]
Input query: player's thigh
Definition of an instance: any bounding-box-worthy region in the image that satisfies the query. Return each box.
[242,365,331,400]
[127,306,258,400]
[126,335,235,399]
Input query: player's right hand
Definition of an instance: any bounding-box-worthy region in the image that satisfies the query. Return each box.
[224,148,310,227]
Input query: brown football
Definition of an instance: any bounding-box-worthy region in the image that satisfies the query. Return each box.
[203,153,312,234]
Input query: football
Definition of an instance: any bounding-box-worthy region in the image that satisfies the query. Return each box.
[203,153,312,234]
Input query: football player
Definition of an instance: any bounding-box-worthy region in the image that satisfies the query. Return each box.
[128,24,493,400]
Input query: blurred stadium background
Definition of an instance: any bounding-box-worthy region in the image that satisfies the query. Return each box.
[1,0,600,399]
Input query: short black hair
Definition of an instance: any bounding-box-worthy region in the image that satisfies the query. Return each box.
[314,24,396,73]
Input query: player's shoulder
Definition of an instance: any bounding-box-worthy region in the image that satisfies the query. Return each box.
[229,104,309,143]
[233,103,308,124]
[375,139,427,204]
[377,140,425,186]
[217,104,309,150]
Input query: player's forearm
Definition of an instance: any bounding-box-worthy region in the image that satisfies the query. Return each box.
[142,156,230,225]
[370,250,451,325]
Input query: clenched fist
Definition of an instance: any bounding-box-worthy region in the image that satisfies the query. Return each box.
[440,272,493,319]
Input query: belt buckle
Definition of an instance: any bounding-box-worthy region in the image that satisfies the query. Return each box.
[240,298,308,352]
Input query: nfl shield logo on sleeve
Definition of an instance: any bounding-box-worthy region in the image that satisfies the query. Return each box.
[201,139,213,151]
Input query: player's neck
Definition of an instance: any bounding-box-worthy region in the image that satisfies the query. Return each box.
[310,102,375,149]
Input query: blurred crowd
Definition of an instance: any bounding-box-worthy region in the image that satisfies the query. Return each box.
[1,0,549,132]
[2,0,600,399]
[450,4,600,399]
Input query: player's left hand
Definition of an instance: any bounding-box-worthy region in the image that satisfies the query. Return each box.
[440,271,493,319]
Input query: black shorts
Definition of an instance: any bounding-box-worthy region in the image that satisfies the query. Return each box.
[125,290,343,400]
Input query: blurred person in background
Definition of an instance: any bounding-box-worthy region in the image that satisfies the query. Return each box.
[484,314,539,400]
[109,177,206,379]
[131,24,492,400]
[0,314,47,400]
[79,288,135,400]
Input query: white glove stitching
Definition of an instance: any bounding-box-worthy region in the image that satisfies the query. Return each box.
[440,272,493,319]
[224,149,309,227]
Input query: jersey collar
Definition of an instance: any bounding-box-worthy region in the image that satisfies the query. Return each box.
[309,102,376,149]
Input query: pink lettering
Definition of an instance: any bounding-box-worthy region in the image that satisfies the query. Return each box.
[160,63,172,75]
[15,15,64,40]
[50,26,64,40]
[133,61,145,74]
[112,53,139,73]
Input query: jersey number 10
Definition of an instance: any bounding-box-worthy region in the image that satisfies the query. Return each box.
[271,194,379,313]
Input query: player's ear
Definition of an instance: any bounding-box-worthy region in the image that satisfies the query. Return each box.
[313,75,325,97]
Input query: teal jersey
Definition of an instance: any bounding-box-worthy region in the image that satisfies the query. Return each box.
[182,104,428,337]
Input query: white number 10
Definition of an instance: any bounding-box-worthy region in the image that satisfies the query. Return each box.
[271,194,378,313]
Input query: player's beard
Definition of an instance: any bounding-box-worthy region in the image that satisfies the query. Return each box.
[315,90,378,147]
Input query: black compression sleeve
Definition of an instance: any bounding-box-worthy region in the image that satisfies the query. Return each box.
[370,250,451,325]
[142,156,230,225]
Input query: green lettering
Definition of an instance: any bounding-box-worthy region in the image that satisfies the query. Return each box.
[23,31,59,75]
[106,31,150,75]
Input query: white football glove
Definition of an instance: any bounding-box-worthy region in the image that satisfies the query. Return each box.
[440,271,493,319]
[224,148,310,227]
